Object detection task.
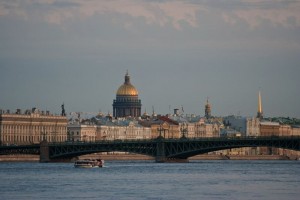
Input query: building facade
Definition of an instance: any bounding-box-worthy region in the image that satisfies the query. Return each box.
[259,121,280,155]
[194,118,220,138]
[113,71,142,118]
[0,108,68,145]
[96,122,151,140]
[222,116,260,155]
[150,121,180,139]
[223,116,260,136]
[246,117,260,137]
[67,124,97,142]
[67,121,151,142]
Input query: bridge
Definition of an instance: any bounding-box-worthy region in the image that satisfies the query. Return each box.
[0,136,300,162]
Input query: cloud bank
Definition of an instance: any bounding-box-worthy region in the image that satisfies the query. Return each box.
[1,0,300,29]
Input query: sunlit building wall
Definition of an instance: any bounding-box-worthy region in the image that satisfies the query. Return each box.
[0,108,67,145]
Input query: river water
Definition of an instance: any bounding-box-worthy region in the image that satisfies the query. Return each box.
[0,160,299,200]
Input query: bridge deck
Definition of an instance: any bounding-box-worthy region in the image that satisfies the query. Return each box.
[1,136,299,162]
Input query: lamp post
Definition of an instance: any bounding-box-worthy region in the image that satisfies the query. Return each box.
[180,122,188,139]
[157,124,165,139]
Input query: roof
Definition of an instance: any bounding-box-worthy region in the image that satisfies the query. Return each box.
[158,116,179,125]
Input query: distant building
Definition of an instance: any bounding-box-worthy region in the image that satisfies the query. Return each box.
[291,126,300,136]
[113,71,142,118]
[145,116,180,139]
[259,122,300,157]
[223,116,247,135]
[97,121,151,140]
[67,118,151,142]
[0,108,67,145]
[194,118,220,138]
[67,124,97,142]
[223,116,260,136]
[260,121,280,136]
[223,115,260,155]
[259,121,280,155]
[139,115,221,139]
[246,117,260,137]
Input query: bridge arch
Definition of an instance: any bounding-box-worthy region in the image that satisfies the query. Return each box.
[164,138,300,160]
[48,140,158,161]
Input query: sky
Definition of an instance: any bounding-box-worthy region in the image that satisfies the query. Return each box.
[0,0,300,118]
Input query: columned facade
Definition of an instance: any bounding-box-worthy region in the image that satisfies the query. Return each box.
[113,97,141,117]
[0,108,67,145]
[113,72,142,118]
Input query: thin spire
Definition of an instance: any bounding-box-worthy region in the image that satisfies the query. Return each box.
[258,91,262,113]
[257,90,263,119]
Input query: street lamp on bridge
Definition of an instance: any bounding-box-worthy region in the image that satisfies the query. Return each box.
[157,123,169,139]
[180,122,188,139]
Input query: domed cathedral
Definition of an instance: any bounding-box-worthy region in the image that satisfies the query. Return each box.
[113,71,142,118]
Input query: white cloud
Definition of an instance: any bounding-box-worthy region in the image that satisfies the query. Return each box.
[1,0,300,29]
[0,0,205,29]
[221,0,300,28]
[71,0,205,30]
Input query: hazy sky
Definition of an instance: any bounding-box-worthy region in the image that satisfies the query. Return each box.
[1,0,300,118]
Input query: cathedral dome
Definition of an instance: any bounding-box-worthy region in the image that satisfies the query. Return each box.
[117,84,138,96]
[116,71,138,96]
[113,71,142,118]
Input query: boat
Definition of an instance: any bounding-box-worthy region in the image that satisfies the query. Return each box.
[74,159,104,168]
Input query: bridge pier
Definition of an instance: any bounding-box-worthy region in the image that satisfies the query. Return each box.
[40,140,50,163]
[155,140,166,162]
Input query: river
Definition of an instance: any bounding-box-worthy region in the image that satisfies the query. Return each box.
[0,160,299,200]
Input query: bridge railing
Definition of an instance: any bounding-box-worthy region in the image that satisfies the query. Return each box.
[2,136,299,147]
[42,135,300,146]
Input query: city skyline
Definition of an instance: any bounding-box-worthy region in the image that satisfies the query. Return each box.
[1,0,300,118]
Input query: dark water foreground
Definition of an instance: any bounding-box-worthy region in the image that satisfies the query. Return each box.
[0,160,299,200]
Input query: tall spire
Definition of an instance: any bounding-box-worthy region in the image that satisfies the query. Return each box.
[205,97,211,119]
[257,91,263,119]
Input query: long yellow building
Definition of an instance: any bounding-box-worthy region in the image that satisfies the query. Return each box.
[0,108,67,145]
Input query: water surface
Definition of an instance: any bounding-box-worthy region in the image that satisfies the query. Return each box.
[0,160,299,200]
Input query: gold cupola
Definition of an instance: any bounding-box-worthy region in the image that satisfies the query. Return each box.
[116,71,138,96]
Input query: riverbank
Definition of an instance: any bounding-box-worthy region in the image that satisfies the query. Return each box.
[0,154,298,162]
[0,155,39,162]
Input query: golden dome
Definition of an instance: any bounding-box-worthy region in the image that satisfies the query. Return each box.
[117,84,138,96]
[116,71,139,96]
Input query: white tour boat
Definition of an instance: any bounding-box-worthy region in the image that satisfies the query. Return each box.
[74,159,104,168]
